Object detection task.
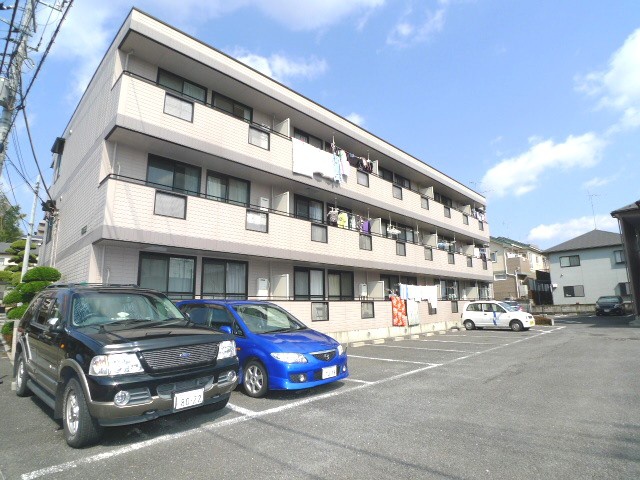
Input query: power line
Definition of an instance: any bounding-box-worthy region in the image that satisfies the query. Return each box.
[20,105,51,199]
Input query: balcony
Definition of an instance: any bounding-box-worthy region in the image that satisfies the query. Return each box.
[100,176,493,282]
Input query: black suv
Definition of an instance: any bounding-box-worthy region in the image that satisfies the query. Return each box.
[13,284,239,448]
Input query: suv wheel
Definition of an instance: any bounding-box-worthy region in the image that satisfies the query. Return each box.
[63,378,103,448]
[15,352,32,397]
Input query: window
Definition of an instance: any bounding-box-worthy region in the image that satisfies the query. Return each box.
[563,285,585,297]
[444,206,451,218]
[206,171,249,206]
[163,94,193,121]
[357,171,369,187]
[448,252,455,264]
[328,271,354,300]
[359,234,372,251]
[490,252,497,262]
[392,185,403,200]
[202,259,248,299]
[157,69,206,103]
[45,217,53,244]
[421,197,429,210]
[393,174,410,189]
[294,268,324,300]
[361,301,375,319]
[311,224,328,243]
[249,126,270,150]
[614,250,625,264]
[396,242,406,256]
[147,155,200,195]
[560,255,581,267]
[467,256,473,267]
[294,195,324,223]
[139,253,196,299]
[479,220,484,231]
[154,191,186,219]
[425,247,433,261]
[482,259,488,270]
[212,93,252,121]
[435,193,452,207]
[293,128,324,149]
[246,210,268,232]
[494,273,507,280]
[463,214,469,225]
[311,302,329,321]
[378,167,393,182]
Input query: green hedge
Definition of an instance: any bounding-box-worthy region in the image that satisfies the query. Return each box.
[22,266,62,283]
[7,305,27,319]
[1,320,13,335]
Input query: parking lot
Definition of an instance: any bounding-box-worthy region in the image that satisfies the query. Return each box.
[2,317,640,479]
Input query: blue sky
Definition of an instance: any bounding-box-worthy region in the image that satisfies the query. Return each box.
[2,0,639,249]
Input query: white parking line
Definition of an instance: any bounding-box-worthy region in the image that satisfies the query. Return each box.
[343,378,374,385]
[226,403,256,416]
[415,339,505,345]
[20,328,559,479]
[367,344,478,354]
[348,354,441,366]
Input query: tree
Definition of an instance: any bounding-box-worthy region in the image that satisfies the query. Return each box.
[4,266,62,319]
[0,193,24,242]
[3,239,37,273]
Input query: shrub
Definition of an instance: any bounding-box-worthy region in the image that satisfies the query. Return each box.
[7,305,28,320]
[2,289,22,305]
[23,266,62,283]
[1,320,13,335]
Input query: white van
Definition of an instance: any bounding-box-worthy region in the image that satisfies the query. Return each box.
[462,300,535,332]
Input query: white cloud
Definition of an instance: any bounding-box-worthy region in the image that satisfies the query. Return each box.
[528,215,619,245]
[576,28,640,132]
[232,50,328,83]
[480,133,606,198]
[346,113,365,126]
[582,175,616,189]
[387,1,448,47]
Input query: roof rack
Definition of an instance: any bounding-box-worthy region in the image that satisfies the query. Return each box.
[45,283,141,289]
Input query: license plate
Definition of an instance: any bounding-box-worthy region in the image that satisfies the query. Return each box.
[173,388,204,410]
[604,309,611,312]
[322,366,337,379]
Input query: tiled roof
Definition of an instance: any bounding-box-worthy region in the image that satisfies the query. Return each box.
[544,229,621,254]
[490,236,542,252]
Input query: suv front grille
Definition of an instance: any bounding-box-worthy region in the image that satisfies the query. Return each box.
[311,350,336,362]
[141,343,219,372]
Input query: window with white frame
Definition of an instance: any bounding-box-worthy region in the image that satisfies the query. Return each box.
[614,250,625,264]
[563,285,585,297]
[560,255,581,267]
[246,210,268,233]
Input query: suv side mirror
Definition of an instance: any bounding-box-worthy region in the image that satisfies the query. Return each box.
[47,318,64,334]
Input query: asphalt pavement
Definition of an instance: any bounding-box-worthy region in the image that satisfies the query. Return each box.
[1,315,639,479]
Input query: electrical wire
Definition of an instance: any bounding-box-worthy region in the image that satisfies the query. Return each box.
[20,104,51,199]
[0,0,20,77]
[2,162,30,232]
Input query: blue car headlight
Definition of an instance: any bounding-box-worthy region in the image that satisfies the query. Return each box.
[270,352,307,363]
[337,344,345,356]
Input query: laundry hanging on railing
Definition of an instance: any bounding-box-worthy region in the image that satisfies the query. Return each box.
[292,137,349,184]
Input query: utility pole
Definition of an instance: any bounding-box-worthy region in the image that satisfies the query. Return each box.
[20,173,38,280]
[587,190,599,230]
[0,0,36,177]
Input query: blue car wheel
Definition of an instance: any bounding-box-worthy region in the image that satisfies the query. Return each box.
[244,360,268,398]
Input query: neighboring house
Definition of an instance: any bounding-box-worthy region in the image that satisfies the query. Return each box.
[611,200,640,325]
[37,9,493,338]
[489,236,551,305]
[545,230,630,305]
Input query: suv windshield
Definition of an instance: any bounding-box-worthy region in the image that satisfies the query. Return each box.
[233,304,306,334]
[72,291,184,327]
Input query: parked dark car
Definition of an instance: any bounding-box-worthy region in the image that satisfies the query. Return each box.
[13,284,239,448]
[176,300,348,398]
[595,295,625,316]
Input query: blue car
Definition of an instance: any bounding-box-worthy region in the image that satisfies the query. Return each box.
[175,300,348,397]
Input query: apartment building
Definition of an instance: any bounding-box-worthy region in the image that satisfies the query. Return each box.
[489,236,551,305]
[39,9,492,340]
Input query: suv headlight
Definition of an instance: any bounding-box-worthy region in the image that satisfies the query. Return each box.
[89,353,144,376]
[270,352,307,363]
[217,340,236,360]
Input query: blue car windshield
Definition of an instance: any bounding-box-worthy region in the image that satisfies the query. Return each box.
[233,304,306,334]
